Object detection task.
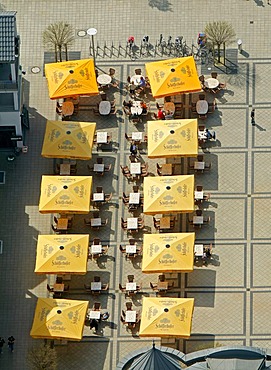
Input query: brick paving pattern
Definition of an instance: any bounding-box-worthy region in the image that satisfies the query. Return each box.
[1,0,271,369]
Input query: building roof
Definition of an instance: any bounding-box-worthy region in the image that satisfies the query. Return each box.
[129,344,182,370]
[0,12,17,62]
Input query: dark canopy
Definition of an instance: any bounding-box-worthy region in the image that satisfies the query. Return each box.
[129,344,182,370]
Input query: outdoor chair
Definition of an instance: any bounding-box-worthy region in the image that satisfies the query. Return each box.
[119,283,126,292]
[93,302,101,311]
[150,282,158,291]
[92,238,101,245]
[109,68,115,77]
[104,193,113,203]
[84,284,91,292]
[126,302,133,310]
[127,275,134,282]
[104,164,112,172]
[211,72,218,79]
[119,245,126,253]
[94,276,101,282]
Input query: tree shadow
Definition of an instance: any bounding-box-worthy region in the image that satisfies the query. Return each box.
[253,0,265,6]
[148,0,173,11]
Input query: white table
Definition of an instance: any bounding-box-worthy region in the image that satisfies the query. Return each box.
[126,245,137,254]
[194,244,204,257]
[125,310,137,323]
[127,218,138,230]
[94,163,105,172]
[91,218,102,227]
[131,75,143,85]
[96,131,108,144]
[126,282,137,291]
[130,162,141,175]
[129,192,140,204]
[88,310,101,320]
[132,132,143,141]
[99,101,111,115]
[193,216,204,224]
[93,192,104,201]
[196,100,208,114]
[194,161,205,170]
[194,191,204,200]
[91,282,102,291]
[97,74,112,85]
[131,101,143,116]
[91,244,102,254]
[204,78,219,89]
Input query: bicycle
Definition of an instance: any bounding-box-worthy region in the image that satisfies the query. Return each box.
[157,33,167,55]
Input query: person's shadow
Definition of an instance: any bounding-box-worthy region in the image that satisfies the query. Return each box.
[252,121,266,131]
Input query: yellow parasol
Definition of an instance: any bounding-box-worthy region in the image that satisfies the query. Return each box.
[139,297,194,338]
[147,119,198,158]
[145,56,201,99]
[143,175,194,215]
[45,59,99,99]
[41,120,96,160]
[39,175,92,214]
[142,233,195,273]
[30,298,89,340]
[34,234,89,275]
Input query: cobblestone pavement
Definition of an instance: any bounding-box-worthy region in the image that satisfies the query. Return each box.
[1,0,271,369]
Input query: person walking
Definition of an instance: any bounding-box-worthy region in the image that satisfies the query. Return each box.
[7,336,15,352]
[0,337,5,354]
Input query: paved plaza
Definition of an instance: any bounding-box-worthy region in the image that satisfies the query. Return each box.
[1,0,271,369]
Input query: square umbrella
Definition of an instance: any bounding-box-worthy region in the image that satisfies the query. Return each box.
[147,119,198,158]
[41,120,96,160]
[145,56,201,99]
[143,175,194,215]
[45,59,99,99]
[142,233,195,273]
[39,175,92,214]
[30,298,89,340]
[35,234,89,275]
[139,297,194,338]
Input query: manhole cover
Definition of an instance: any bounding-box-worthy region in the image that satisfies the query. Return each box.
[77,30,87,37]
[0,171,5,184]
[31,66,41,74]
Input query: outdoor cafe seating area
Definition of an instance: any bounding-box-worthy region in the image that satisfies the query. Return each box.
[30,55,224,342]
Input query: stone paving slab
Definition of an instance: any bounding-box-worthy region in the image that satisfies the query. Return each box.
[2,0,271,369]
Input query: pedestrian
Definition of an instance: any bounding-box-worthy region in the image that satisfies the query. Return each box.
[0,337,5,354]
[8,336,15,352]
[89,319,99,333]
[251,109,255,126]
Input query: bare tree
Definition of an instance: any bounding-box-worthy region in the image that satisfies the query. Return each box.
[27,344,57,370]
[204,21,236,62]
[43,21,74,62]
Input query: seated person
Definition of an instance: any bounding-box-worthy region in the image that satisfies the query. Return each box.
[123,100,133,108]
[89,319,99,333]
[130,141,138,156]
[164,110,174,120]
[140,101,148,114]
[205,129,216,140]
[157,108,165,120]
[129,81,137,94]
[101,311,110,321]
[138,76,146,90]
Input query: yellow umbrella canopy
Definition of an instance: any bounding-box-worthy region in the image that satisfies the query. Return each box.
[139,297,194,338]
[35,234,89,275]
[30,298,89,340]
[41,120,96,160]
[142,233,195,273]
[45,59,99,99]
[147,119,198,158]
[39,175,92,214]
[145,56,201,99]
[143,175,194,215]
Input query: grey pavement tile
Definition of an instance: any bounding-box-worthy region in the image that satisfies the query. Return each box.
[2,0,271,368]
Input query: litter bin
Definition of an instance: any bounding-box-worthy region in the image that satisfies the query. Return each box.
[237,39,243,52]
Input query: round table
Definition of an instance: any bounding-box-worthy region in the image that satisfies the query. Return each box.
[163,101,175,113]
[130,75,143,85]
[204,78,219,89]
[196,100,208,114]
[99,101,111,115]
[97,74,112,85]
